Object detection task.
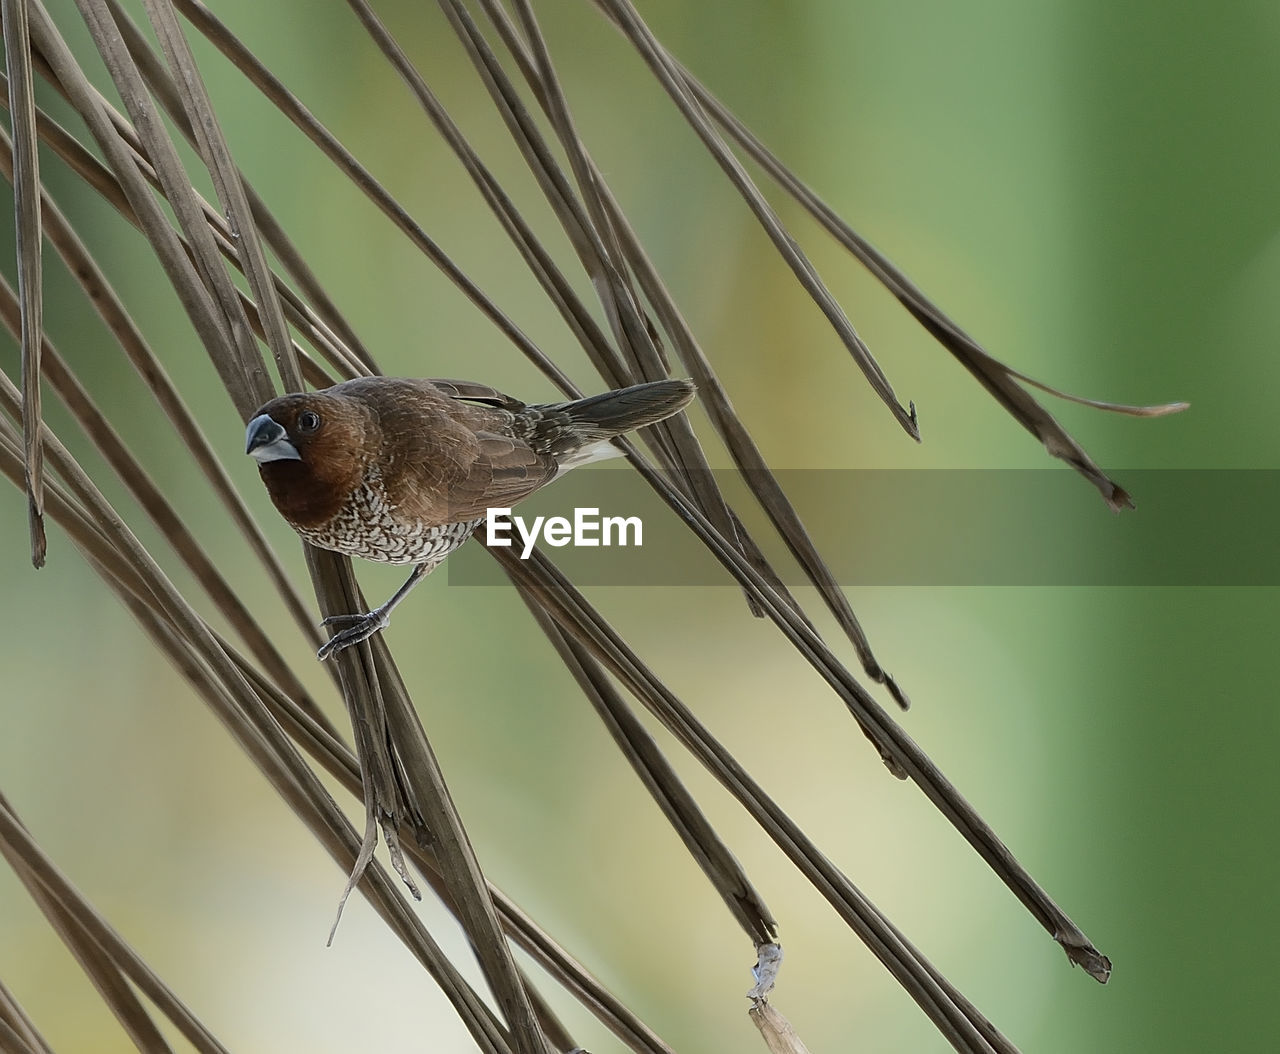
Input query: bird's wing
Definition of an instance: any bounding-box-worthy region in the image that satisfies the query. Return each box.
[362,380,556,523]
[432,430,557,522]
[427,378,525,410]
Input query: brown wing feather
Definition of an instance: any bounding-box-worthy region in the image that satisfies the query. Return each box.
[426,378,525,410]
[354,380,553,524]
[433,431,557,522]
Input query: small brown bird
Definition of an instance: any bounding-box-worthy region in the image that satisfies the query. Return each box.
[246,376,695,659]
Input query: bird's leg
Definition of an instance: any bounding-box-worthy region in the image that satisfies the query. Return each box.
[317,560,437,661]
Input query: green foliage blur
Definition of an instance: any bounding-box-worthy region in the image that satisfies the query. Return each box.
[1,0,1275,1051]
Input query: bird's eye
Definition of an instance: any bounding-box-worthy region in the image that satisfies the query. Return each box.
[297,410,321,435]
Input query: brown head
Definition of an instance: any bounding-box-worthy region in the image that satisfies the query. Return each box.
[245,390,377,530]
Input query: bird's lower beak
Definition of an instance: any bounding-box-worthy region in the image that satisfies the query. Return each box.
[245,414,301,463]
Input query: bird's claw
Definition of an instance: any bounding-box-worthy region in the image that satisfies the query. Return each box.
[317,610,390,660]
[321,612,374,628]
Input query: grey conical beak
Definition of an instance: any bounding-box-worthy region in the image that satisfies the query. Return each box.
[245,414,301,463]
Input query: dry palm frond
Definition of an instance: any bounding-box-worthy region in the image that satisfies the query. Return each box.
[0,1,1183,1051]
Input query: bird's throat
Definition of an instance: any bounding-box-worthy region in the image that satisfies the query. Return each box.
[258,460,348,529]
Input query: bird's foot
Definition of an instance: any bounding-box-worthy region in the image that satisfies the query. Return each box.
[317,610,391,661]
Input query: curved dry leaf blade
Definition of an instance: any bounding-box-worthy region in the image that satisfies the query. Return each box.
[0,792,231,1053]
[2,0,46,566]
[654,45,1183,510]
[1005,365,1190,417]
[0,976,53,1054]
[593,0,919,440]
[518,589,778,946]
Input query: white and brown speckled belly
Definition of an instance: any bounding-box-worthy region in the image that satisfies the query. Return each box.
[297,479,481,566]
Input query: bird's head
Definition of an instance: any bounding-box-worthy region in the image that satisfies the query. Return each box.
[245,389,376,525]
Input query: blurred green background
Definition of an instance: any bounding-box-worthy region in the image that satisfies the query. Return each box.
[1,0,1275,1050]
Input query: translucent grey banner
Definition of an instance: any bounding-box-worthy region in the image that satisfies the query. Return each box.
[444,470,1273,586]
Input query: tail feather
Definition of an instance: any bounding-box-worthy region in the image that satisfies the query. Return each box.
[545,379,696,441]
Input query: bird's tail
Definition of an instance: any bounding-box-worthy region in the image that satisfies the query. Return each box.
[544,379,696,441]
[533,379,695,473]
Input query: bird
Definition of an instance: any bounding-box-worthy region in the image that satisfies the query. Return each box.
[245,375,696,659]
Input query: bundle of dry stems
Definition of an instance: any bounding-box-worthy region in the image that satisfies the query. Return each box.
[0,1,1187,1051]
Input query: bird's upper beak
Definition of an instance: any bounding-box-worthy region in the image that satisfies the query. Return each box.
[245,414,302,463]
